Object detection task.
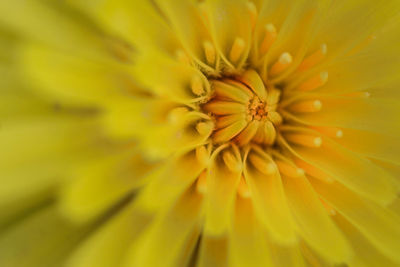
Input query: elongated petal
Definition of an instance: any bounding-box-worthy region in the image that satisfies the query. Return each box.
[228,198,274,267]
[204,146,241,236]
[125,188,203,267]
[66,202,151,267]
[244,148,297,244]
[59,151,155,223]
[0,207,91,267]
[334,214,399,267]
[197,236,228,267]
[335,128,400,165]
[311,178,400,264]
[287,136,397,205]
[283,176,352,263]
[135,149,206,213]
[19,43,125,106]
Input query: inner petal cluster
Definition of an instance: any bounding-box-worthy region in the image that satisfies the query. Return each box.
[202,70,282,147]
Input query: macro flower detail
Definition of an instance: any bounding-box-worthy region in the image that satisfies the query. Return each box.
[0,0,400,267]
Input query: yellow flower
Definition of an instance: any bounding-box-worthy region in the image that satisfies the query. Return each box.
[1,0,400,266]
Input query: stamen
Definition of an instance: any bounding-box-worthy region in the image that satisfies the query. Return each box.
[213,120,247,143]
[235,120,260,146]
[203,41,216,65]
[246,1,258,29]
[297,71,328,91]
[312,126,343,139]
[203,101,246,115]
[285,134,322,148]
[229,37,246,63]
[196,145,209,165]
[248,153,276,175]
[289,100,322,113]
[196,170,208,194]
[175,49,191,65]
[269,52,293,77]
[297,44,327,72]
[260,23,277,55]
[343,91,371,98]
[196,121,214,136]
[349,34,377,55]
[294,159,334,183]
[320,198,336,215]
[238,175,251,198]
[222,150,242,173]
[275,160,305,178]
[191,76,204,96]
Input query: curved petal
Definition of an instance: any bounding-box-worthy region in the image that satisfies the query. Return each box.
[334,214,399,267]
[228,197,274,267]
[125,187,203,267]
[283,175,352,263]
[0,206,92,267]
[311,178,400,264]
[283,135,397,205]
[335,128,400,165]
[287,97,400,137]
[243,147,297,244]
[65,202,151,267]
[203,145,241,236]
[197,236,228,267]
[59,151,155,223]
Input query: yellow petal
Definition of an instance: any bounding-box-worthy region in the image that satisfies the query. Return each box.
[125,188,203,267]
[132,49,211,103]
[67,0,180,55]
[290,97,400,137]
[0,0,108,59]
[307,0,400,73]
[135,149,207,213]
[205,0,252,70]
[286,136,397,205]
[334,214,399,267]
[228,197,274,267]
[59,151,155,223]
[334,128,400,165]
[311,178,400,264]
[0,116,97,206]
[266,241,307,267]
[66,202,151,267]
[153,0,217,72]
[239,69,267,100]
[19,43,125,106]
[244,148,297,244]
[0,206,89,267]
[197,236,228,267]
[283,176,352,263]
[204,145,241,236]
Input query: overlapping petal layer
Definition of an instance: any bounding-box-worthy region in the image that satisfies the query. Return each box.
[0,0,400,267]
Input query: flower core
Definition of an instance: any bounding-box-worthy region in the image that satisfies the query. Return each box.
[202,69,282,147]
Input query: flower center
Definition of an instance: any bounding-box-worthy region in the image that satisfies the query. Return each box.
[202,69,283,146]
